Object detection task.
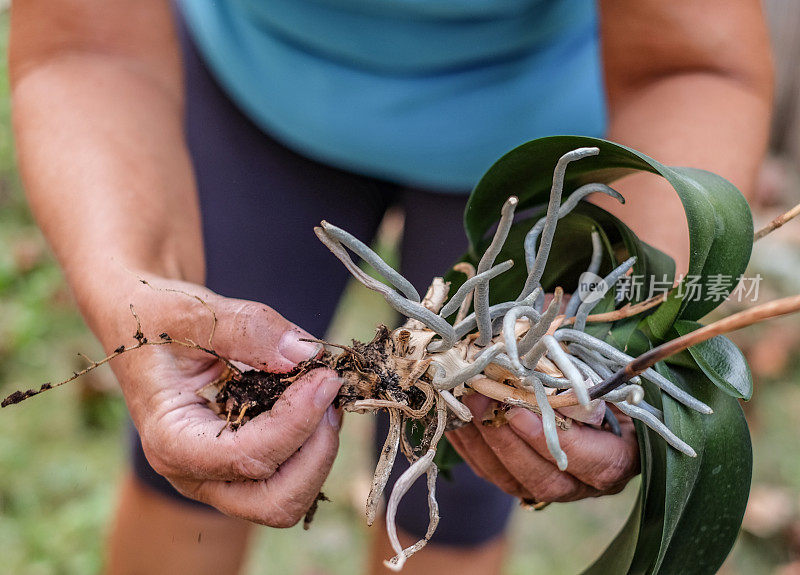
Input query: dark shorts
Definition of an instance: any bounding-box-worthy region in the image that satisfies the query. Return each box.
[129,11,516,547]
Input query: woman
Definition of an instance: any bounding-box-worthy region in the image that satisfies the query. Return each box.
[9,1,772,573]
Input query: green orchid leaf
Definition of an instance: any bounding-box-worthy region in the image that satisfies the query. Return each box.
[584,382,667,575]
[661,349,698,370]
[609,319,650,357]
[464,136,753,322]
[644,294,684,343]
[581,488,644,574]
[654,364,752,573]
[585,365,751,574]
[673,320,754,400]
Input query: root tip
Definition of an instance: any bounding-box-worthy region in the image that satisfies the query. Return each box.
[383,560,404,572]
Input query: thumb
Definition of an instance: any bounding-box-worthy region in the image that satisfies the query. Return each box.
[131,277,321,372]
[204,297,321,372]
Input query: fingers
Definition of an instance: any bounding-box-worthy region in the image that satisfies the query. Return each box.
[142,368,342,481]
[507,407,639,492]
[208,297,322,372]
[447,426,531,499]
[461,395,593,502]
[175,406,341,527]
[450,394,531,498]
[476,422,597,502]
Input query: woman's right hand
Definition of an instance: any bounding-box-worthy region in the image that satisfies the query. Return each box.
[11,0,344,527]
[101,274,343,527]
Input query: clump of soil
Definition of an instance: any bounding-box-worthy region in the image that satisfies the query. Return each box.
[201,325,428,431]
[207,359,330,429]
[303,492,330,530]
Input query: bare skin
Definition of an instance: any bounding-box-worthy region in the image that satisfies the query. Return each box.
[448,396,639,503]
[595,0,773,276]
[9,0,772,574]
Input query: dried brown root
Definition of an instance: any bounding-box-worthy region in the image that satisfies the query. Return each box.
[589,292,800,400]
[137,278,219,348]
[399,415,419,461]
[754,200,800,241]
[366,408,401,526]
[468,377,579,411]
[554,290,670,329]
[1,303,237,408]
[302,491,330,530]
[348,388,434,419]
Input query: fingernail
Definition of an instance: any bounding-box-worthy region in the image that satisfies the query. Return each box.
[324,406,342,430]
[314,376,344,409]
[507,408,543,437]
[279,331,322,364]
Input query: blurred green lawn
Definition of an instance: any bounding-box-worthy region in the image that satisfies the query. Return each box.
[1,9,799,575]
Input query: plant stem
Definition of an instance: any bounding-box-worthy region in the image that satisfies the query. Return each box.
[754,201,800,241]
[589,293,800,399]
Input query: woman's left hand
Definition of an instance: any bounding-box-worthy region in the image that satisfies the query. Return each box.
[447,393,640,503]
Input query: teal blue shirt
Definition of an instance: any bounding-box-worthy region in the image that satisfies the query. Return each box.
[179,0,606,192]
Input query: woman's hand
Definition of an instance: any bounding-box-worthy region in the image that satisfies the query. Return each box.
[106,275,343,527]
[447,394,639,503]
[11,0,346,527]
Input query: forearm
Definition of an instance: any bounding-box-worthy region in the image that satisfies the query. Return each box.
[596,0,773,274]
[596,72,772,273]
[12,53,202,339]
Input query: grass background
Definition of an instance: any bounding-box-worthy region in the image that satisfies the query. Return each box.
[1,9,800,574]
